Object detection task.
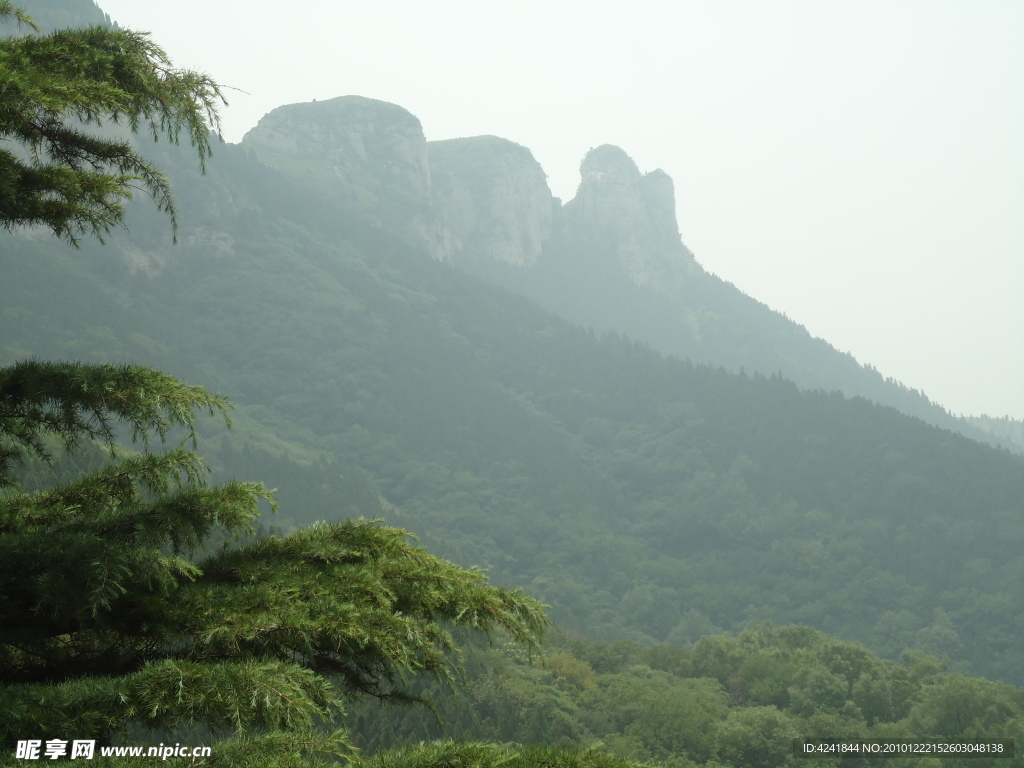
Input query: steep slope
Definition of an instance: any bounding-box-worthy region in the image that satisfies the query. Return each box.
[442,141,1011,449]
[562,143,697,290]
[428,135,553,268]
[3,128,1022,685]
[242,95,452,261]
[241,96,1012,452]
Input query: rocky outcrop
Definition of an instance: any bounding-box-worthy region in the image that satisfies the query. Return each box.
[242,97,562,266]
[428,137,553,268]
[565,144,696,289]
[240,100,695,285]
[242,96,451,258]
[243,96,431,201]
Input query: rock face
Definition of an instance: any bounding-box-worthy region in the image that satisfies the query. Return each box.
[242,96,452,258]
[565,144,696,289]
[428,137,553,268]
[242,97,562,267]
[240,99,694,284]
[243,96,431,203]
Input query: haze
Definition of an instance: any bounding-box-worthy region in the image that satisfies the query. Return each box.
[96,0,1024,419]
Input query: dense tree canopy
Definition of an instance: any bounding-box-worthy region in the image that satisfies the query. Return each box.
[0,1,224,244]
[0,7,557,764]
[349,625,1024,768]
[3,2,1022,765]
[0,361,549,765]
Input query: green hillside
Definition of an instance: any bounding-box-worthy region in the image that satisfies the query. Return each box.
[3,136,1021,689]
[5,3,1023,765]
[350,624,1024,768]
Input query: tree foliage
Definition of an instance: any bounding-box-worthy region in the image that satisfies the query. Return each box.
[0,361,548,765]
[366,741,647,768]
[350,625,1024,768]
[0,2,225,244]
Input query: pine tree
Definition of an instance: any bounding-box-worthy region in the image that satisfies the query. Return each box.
[1,5,559,765]
[0,1,224,245]
[0,361,548,766]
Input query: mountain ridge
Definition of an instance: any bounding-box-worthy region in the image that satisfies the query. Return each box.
[240,95,1018,452]
[3,3,1023,686]
[3,128,1022,683]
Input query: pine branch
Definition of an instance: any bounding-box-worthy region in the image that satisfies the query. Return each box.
[0,361,231,486]
[0,18,225,244]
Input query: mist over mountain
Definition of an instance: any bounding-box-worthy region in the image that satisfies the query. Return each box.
[5,96,1023,691]
[4,0,1023,702]
[241,95,1018,452]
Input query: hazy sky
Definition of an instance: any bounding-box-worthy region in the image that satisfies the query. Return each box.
[97,0,1024,419]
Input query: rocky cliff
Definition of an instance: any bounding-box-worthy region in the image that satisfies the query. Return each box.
[242,96,452,259]
[243,96,431,202]
[428,136,554,268]
[241,98,695,282]
[564,144,698,290]
[230,96,1013,452]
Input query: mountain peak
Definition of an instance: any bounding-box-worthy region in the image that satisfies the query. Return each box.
[428,136,554,267]
[579,143,643,182]
[241,96,429,196]
[567,145,694,289]
[239,99,696,281]
[242,95,453,258]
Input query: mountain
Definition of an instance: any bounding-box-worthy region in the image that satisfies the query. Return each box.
[964,414,1024,454]
[241,96,1016,454]
[3,5,1024,688]
[4,109,1023,688]
[428,135,554,268]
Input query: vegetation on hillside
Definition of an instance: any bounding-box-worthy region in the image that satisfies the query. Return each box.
[0,362,548,765]
[3,136,1022,687]
[350,625,1024,768]
[2,2,1021,764]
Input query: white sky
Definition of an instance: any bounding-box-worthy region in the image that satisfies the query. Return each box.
[96,0,1024,419]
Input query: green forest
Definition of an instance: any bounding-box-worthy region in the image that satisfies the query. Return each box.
[351,624,1024,768]
[2,1,1023,765]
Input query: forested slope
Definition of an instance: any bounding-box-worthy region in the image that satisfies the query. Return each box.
[350,625,1024,768]
[3,136,1021,687]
